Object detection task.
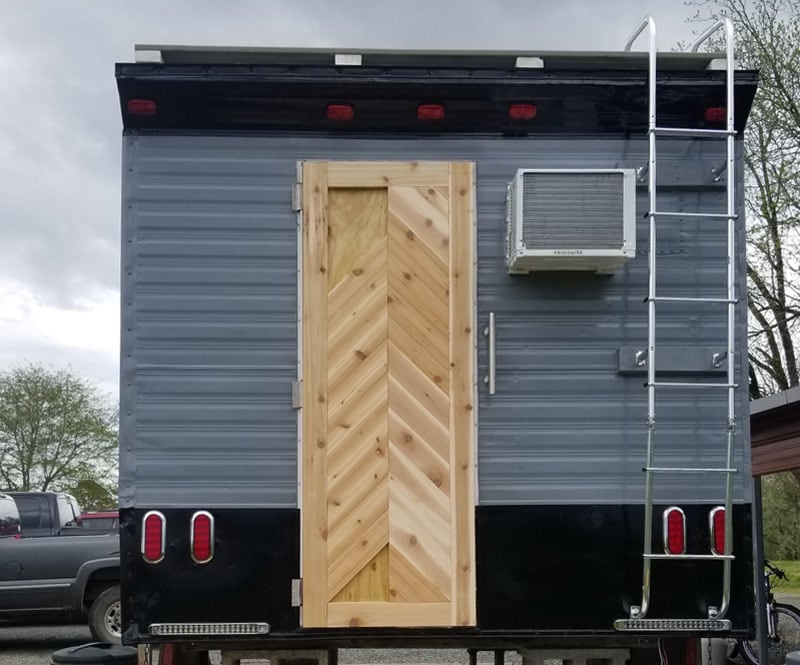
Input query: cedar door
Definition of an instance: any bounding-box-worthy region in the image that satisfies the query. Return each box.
[301,162,475,628]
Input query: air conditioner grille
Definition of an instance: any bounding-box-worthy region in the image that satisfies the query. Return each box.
[521,172,625,249]
[506,168,636,274]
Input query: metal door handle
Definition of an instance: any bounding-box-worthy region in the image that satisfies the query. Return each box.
[484,312,496,395]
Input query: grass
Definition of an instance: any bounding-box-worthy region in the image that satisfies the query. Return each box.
[768,561,800,594]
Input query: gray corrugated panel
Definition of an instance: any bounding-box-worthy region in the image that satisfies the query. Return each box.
[122,137,299,508]
[120,134,749,509]
[478,153,748,505]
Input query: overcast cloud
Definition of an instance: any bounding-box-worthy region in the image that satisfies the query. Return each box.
[0,0,698,399]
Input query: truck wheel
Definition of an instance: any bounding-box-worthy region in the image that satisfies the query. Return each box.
[88,585,122,643]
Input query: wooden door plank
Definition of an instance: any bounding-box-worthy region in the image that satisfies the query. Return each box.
[448,162,476,626]
[388,336,449,419]
[327,601,451,628]
[389,186,451,265]
[326,249,388,346]
[332,545,390,603]
[388,218,450,311]
[388,464,451,598]
[387,316,451,396]
[301,162,330,628]
[327,304,388,408]
[327,343,387,428]
[327,444,389,536]
[327,507,389,600]
[386,371,449,459]
[388,545,449,603]
[327,188,387,288]
[327,162,450,188]
[387,407,450,495]
[327,389,388,477]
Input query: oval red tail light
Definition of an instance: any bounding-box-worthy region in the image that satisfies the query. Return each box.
[142,511,166,563]
[191,511,214,564]
[663,507,686,555]
[710,507,727,555]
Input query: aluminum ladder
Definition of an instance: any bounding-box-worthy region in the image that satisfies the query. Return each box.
[615,16,738,632]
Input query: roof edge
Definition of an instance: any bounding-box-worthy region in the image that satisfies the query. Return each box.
[751,385,800,416]
[133,44,732,71]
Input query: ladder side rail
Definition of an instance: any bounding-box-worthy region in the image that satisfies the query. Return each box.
[624,15,657,622]
[720,15,736,621]
[642,14,657,623]
[690,16,737,621]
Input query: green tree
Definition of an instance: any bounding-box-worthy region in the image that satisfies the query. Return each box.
[761,472,800,559]
[67,478,118,512]
[0,364,117,498]
[690,0,800,397]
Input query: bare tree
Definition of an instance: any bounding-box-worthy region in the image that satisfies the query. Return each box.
[0,364,117,494]
[691,0,800,397]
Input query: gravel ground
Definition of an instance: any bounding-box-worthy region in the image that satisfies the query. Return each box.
[0,622,91,665]
[342,650,520,665]
[0,629,520,665]
[207,649,521,665]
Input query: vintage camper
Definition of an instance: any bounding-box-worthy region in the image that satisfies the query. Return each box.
[116,16,758,665]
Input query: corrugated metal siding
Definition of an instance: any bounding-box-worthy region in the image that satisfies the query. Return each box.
[120,135,750,508]
[120,137,298,508]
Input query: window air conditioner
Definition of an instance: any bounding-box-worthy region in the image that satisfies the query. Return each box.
[505,168,636,274]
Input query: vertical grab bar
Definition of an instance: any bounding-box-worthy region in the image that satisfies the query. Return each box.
[624,14,657,623]
[484,312,496,395]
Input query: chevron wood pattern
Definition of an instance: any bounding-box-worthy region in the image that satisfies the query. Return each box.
[302,162,475,628]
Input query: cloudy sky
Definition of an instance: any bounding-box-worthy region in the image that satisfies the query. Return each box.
[0,0,701,400]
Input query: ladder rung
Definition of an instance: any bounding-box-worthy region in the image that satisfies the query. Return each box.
[648,211,736,220]
[648,296,737,304]
[651,126,735,138]
[644,467,737,474]
[647,381,737,389]
[645,553,734,561]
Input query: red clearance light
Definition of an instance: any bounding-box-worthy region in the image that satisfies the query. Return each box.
[127,99,157,116]
[142,511,166,563]
[508,103,538,120]
[663,507,686,555]
[326,104,354,121]
[191,511,214,564]
[417,104,445,121]
[710,507,726,555]
[705,107,726,123]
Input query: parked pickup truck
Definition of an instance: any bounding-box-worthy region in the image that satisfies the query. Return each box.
[0,532,121,642]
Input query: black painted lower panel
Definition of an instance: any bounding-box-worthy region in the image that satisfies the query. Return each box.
[120,504,753,647]
[475,504,753,631]
[120,508,300,641]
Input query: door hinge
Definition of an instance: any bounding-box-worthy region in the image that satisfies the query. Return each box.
[291,578,303,607]
[291,380,303,409]
[292,183,303,212]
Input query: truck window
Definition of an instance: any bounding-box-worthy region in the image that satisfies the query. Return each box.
[14,495,51,531]
[0,496,20,537]
[58,495,80,525]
